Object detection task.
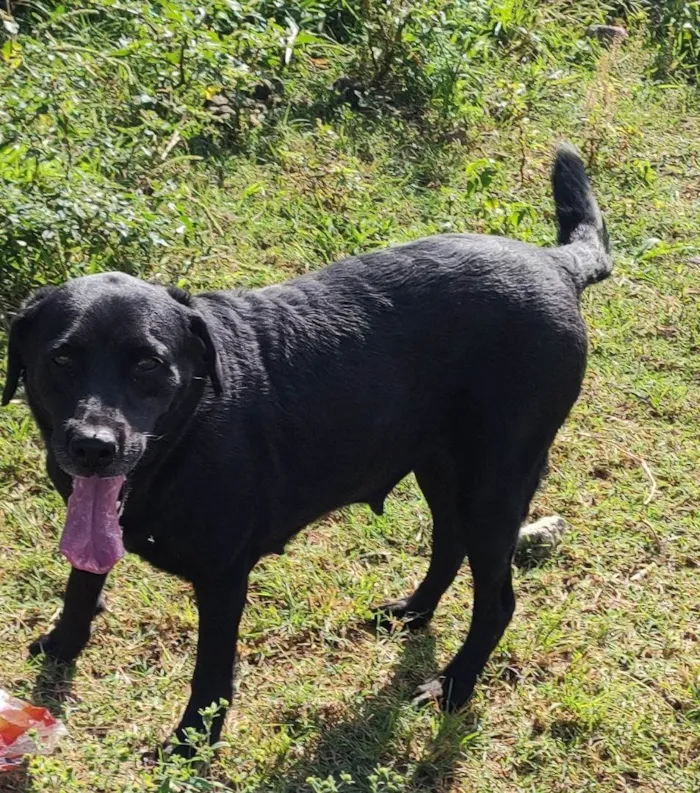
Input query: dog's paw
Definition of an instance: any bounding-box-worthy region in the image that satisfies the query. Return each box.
[153,726,216,765]
[162,737,199,761]
[142,739,197,764]
[140,746,159,767]
[28,628,88,663]
[141,733,197,766]
[412,677,446,708]
[373,598,433,631]
[412,675,472,712]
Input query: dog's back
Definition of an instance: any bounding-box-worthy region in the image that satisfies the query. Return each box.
[198,144,609,417]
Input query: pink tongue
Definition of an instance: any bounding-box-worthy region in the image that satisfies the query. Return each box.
[59,476,126,574]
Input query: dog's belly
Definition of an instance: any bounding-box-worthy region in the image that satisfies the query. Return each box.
[254,468,409,557]
[119,446,416,579]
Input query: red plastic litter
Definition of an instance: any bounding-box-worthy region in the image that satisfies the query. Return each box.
[0,690,67,771]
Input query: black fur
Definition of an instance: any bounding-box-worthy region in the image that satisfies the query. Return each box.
[3,144,611,751]
[552,143,611,288]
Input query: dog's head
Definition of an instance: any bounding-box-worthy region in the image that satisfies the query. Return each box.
[2,272,222,480]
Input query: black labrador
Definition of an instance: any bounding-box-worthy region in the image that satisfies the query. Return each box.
[2,145,611,751]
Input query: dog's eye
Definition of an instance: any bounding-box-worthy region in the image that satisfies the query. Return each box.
[135,357,160,372]
[51,353,71,367]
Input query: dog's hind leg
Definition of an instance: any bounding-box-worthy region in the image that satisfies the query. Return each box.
[413,442,548,712]
[375,452,466,630]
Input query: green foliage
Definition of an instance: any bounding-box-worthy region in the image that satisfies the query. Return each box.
[650,0,700,80]
[0,0,603,308]
[0,0,343,307]
[611,0,700,81]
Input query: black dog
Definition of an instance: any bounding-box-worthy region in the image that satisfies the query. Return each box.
[2,145,611,750]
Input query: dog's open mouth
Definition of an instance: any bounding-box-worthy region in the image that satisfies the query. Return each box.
[59,476,126,574]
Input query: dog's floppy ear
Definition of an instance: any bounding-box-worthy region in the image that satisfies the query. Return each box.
[2,287,57,406]
[188,311,224,396]
[166,286,224,396]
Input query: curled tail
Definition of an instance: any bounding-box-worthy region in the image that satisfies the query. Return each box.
[552,143,612,289]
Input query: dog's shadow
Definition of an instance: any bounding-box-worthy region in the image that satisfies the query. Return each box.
[30,654,77,720]
[238,630,480,793]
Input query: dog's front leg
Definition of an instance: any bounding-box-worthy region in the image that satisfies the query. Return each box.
[169,557,250,755]
[29,567,107,662]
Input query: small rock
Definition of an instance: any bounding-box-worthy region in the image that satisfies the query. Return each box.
[515,515,568,564]
[586,25,628,45]
[205,96,235,120]
[207,94,230,107]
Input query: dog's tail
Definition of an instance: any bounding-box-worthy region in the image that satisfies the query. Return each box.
[552,143,612,290]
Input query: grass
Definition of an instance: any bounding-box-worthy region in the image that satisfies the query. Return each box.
[1,2,699,791]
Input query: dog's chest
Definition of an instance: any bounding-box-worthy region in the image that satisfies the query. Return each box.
[121,518,189,577]
[119,499,248,580]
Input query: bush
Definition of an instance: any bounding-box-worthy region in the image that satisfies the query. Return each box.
[609,0,700,81]
[0,0,603,309]
[649,0,700,81]
[0,0,338,308]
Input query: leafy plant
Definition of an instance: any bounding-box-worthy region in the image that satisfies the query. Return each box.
[650,0,700,80]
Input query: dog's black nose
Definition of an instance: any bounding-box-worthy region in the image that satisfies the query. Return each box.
[69,430,117,473]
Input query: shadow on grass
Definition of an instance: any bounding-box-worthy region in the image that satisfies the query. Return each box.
[30,655,76,720]
[0,765,30,793]
[239,630,480,793]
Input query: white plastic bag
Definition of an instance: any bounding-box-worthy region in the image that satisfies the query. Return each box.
[0,689,68,771]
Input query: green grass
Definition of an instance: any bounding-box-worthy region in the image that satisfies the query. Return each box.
[1,2,699,791]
